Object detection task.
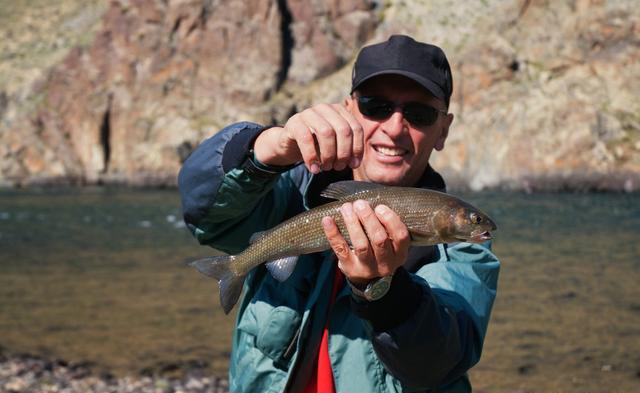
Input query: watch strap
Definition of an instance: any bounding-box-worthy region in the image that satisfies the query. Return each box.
[349,267,424,331]
[347,275,393,301]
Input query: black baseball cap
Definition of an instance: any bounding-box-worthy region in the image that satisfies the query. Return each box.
[351,35,453,106]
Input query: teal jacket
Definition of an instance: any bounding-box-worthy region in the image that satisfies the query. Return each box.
[178,122,500,393]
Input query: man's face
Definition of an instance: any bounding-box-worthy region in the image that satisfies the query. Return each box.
[346,74,454,186]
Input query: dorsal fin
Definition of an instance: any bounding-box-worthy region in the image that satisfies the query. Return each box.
[320,180,385,200]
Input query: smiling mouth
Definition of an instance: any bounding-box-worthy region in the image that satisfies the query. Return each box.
[373,145,407,157]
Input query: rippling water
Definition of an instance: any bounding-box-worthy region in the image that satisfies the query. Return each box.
[0,188,638,391]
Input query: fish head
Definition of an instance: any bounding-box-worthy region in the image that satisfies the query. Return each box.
[434,201,497,244]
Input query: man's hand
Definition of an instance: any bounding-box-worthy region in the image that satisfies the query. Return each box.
[253,103,364,173]
[322,200,410,286]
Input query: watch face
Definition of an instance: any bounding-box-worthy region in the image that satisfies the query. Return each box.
[365,276,392,301]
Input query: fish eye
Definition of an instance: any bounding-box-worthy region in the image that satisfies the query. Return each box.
[470,212,482,224]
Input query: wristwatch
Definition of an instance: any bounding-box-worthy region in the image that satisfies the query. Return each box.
[348,275,393,301]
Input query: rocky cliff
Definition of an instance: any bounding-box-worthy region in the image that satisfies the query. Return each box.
[1,0,639,191]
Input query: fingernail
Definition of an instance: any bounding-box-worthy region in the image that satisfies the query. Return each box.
[350,157,360,168]
[310,163,320,174]
[354,200,367,211]
[321,216,333,228]
[375,204,390,216]
[341,203,353,217]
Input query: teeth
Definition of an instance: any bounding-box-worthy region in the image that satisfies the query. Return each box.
[375,146,405,156]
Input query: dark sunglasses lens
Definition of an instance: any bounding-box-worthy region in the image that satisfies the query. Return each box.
[403,103,439,126]
[358,97,392,119]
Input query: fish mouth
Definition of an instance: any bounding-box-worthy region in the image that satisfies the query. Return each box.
[466,230,493,243]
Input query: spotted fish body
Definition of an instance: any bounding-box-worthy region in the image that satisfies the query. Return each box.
[191,181,496,314]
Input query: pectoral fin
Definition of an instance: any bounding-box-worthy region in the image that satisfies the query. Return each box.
[409,229,440,246]
[266,256,298,282]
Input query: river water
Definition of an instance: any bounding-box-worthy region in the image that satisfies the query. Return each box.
[0,188,638,391]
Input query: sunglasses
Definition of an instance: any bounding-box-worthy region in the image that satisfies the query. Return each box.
[357,96,447,127]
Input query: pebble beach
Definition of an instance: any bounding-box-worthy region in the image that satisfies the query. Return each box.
[0,355,229,393]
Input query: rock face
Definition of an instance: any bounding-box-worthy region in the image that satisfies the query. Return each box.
[423,0,640,191]
[0,0,639,190]
[0,0,378,186]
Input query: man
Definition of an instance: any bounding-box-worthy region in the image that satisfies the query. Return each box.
[179,35,500,393]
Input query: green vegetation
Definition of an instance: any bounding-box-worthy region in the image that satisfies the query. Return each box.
[0,0,107,92]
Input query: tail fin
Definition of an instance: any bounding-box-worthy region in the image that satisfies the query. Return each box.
[189,255,245,315]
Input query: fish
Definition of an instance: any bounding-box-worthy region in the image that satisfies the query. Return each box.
[190,180,497,314]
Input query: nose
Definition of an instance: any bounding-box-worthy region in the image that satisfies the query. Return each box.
[381,110,408,137]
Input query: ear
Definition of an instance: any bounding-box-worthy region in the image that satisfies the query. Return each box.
[434,112,454,151]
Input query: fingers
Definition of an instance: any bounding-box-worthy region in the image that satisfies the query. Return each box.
[353,201,396,275]
[285,115,321,174]
[331,202,374,284]
[321,216,351,261]
[317,104,364,170]
[341,202,372,262]
[374,204,410,262]
[334,104,364,168]
[300,107,337,171]
[332,201,409,283]
[322,212,372,284]
[284,103,363,174]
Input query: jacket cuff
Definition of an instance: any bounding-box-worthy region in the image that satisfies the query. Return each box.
[221,125,265,173]
[350,267,425,331]
[222,125,297,176]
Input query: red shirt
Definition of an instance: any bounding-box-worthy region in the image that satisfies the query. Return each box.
[303,268,345,393]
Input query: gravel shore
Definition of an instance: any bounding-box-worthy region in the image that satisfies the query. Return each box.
[0,355,229,393]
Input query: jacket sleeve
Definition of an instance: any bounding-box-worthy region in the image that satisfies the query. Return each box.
[178,121,306,254]
[350,241,500,390]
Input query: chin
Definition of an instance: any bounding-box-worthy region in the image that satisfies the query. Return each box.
[360,167,409,186]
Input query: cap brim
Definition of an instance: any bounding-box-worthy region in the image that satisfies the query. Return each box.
[351,70,446,102]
